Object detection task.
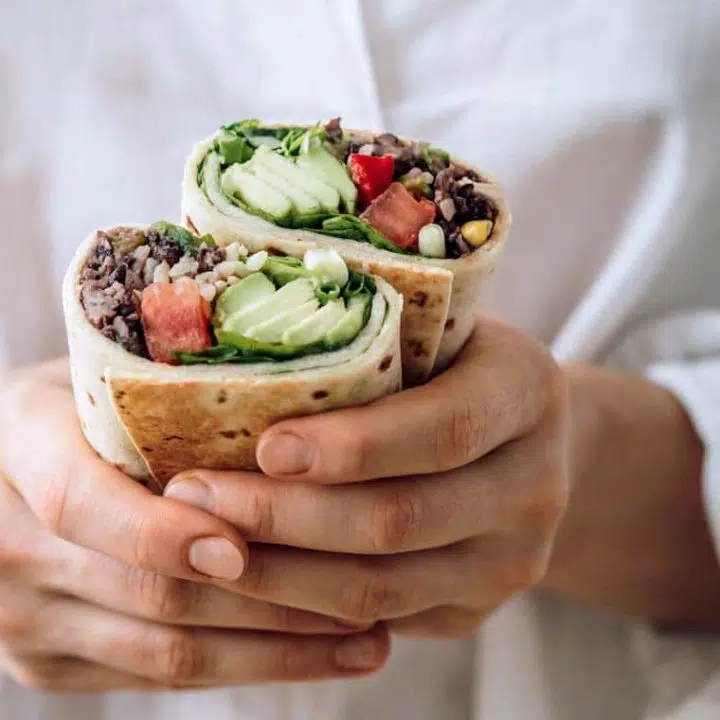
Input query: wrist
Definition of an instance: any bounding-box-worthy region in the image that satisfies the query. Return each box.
[541,364,720,628]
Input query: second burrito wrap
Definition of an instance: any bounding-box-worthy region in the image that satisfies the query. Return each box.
[182,118,511,386]
[63,222,403,489]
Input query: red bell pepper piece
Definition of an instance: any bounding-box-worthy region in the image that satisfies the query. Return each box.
[348,154,395,207]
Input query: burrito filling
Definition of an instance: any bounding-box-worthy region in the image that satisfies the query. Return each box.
[199,118,498,259]
[79,222,377,365]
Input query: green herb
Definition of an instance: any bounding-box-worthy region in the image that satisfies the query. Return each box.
[214,120,306,166]
[315,282,341,303]
[150,220,214,256]
[343,270,376,299]
[222,118,262,136]
[421,143,451,172]
[280,124,327,157]
[315,215,408,254]
[288,212,334,228]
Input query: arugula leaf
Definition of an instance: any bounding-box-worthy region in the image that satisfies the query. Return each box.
[150,221,214,256]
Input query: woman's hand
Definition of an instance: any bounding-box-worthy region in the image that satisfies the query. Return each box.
[166,317,572,638]
[0,360,388,692]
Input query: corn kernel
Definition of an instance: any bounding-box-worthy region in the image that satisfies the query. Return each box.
[460,220,493,247]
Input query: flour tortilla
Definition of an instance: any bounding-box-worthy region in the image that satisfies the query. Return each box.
[63,227,403,490]
[181,129,511,386]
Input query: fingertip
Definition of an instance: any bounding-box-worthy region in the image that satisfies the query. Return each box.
[256,430,314,478]
[137,492,249,581]
[164,473,215,514]
[334,624,391,672]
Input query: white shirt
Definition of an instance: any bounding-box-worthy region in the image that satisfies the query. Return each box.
[1,1,719,718]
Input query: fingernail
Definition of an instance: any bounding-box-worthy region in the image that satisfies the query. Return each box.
[259,433,313,476]
[165,479,214,513]
[188,537,245,580]
[334,633,384,671]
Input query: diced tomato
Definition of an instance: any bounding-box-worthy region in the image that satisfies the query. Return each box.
[348,154,395,207]
[360,182,437,249]
[141,280,212,364]
[174,277,212,320]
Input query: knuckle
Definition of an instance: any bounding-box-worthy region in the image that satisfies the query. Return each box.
[0,531,28,577]
[9,658,61,692]
[271,603,301,632]
[521,551,551,589]
[327,423,368,480]
[131,512,165,571]
[517,467,569,533]
[436,398,486,468]
[277,637,314,679]
[0,607,32,647]
[153,629,203,684]
[531,355,569,424]
[240,548,271,597]
[526,552,551,586]
[133,569,195,623]
[341,564,401,622]
[38,471,72,540]
[369,491,421,554]
[501,550,551,594]
[239,486,275,540]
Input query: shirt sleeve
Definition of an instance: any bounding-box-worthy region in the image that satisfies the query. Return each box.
[604,311,720,719]
[648,359,720,554]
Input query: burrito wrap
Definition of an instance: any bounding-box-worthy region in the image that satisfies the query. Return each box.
[63,226,403,489]
[182,131,511,387]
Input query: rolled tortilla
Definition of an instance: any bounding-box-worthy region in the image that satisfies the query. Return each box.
[63,226,403,490]
[182,129,511,386]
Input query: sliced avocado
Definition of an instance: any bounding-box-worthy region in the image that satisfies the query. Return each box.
[223,278,315,336]
[221,164,292,221]
[297,147,358,214]
[263,256,310,287]
[214,273,276,326]
[243,300,320,343]
[325,296,368,347]
[248,159,321,216]
[252,146,340,213]
[281,299,347,346]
